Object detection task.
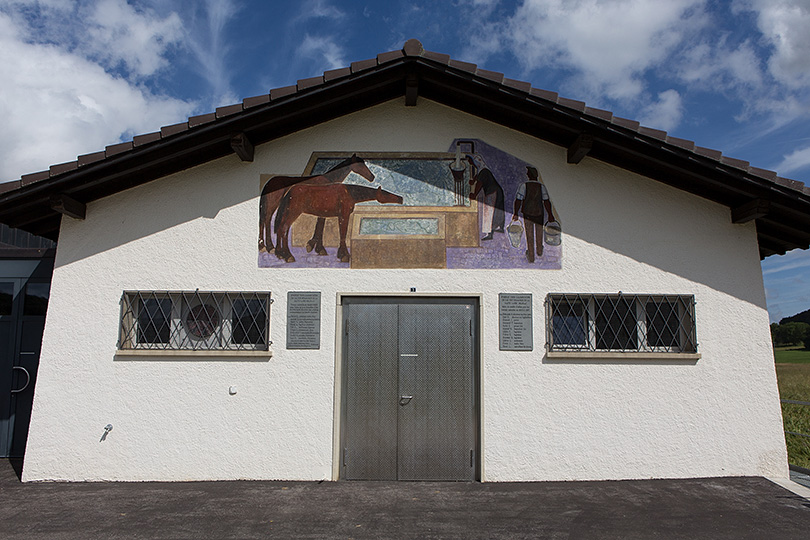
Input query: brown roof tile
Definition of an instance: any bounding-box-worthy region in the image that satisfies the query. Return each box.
[612,116,641,130]
[584,107,613,121]
[638,126,667,141]
[350,58,377,73]
[270,86,297,100]
[49,161,78,176]
[503,78,532,93]
[423,51,450,64]
[695,146,722,160]
[776,177,805,191]
[720,155,749,171]
[749,166,778,181]
[77,151,106,167]
[666,136,695,151]
[20,171,48,185]
[215,103,242,118]
[0,180,21,194]
[530,88,559,102]
[105,142,133,157]
[133,132,161,147]
[297,76,323,90]
[243,94,270,108]
[324,67,351,81]
[189,112,216,127]
[476,69,504,84]
[448,59,477,73]
[402,38,424,56]
[557,97,586,112]
[160,122,189,138]
[377,50,403,64]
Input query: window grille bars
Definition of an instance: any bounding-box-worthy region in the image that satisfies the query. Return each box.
[545,293,696,353]
[119,291,272,351]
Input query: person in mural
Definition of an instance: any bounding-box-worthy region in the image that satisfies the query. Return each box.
[466,153,505,241]
[513,166,555,263]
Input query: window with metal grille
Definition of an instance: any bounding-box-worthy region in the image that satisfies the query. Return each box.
[546,294,696,353]
[119,291,272,351]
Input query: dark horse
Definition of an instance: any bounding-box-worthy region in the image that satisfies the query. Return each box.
[258,154,375,253]
[274,184,403,263]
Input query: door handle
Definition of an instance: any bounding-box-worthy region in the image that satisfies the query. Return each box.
[11,366,30,394]
[399,395,413,406]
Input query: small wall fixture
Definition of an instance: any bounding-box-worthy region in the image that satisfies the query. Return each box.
[100,424,113,442]
[229,386,238,395]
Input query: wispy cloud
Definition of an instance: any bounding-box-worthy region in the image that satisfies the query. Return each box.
[295,34,346,72]
[181,0,241,108]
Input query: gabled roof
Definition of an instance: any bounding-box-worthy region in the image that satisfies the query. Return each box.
[0,39,808,259]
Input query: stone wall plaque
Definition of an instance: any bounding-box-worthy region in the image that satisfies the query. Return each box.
[499,293,533,351]
[286,291,321,349]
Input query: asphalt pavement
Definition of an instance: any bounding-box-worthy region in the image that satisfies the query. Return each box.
[1,459,809,539]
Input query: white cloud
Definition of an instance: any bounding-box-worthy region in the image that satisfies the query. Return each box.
[296,34,346,72]
[0,9,195,181]
[738,0,810,89]
[775,144,810,174]
[84,0,183,77]
[503,0,706,100]
[639,90,684,131]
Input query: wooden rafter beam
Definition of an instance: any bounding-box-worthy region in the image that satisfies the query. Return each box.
[732,198,770,223]
[49,194,86,220]
[567,133,593,164]
[230,132,254,162]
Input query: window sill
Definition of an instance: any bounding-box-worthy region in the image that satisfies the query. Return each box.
[115,349,273,361]
[546,351,700,361]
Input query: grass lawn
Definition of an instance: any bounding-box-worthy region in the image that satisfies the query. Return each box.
[775,360,810,469]
[773,346,810,364]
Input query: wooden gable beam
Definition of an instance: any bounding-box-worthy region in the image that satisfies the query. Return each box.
[49,194,86,220]
[230,132,254,162]
[567,133,593,164]
[732,198,770,224]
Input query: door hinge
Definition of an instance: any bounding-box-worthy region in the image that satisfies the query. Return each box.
[343,448,347,467]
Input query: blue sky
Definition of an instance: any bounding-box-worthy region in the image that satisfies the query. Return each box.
[0,0,808,321]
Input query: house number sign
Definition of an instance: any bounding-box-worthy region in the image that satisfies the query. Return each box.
[499,293,533,351]
[286,291,321,349]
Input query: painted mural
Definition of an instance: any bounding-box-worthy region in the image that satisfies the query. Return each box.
[258,139,562,269]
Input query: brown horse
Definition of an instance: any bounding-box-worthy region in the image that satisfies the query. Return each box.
[274,184,403,263]
[258,154,375,253]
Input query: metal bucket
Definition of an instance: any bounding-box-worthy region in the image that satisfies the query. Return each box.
[507,223,523,248]
[544,221,562,246]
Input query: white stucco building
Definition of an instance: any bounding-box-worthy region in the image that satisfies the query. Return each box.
[1,40,808,482]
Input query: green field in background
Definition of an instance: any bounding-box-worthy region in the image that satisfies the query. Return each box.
[773,346,810,364]
[775,362,810,469]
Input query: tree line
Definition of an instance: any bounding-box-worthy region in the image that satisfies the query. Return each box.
[771,308,810,349]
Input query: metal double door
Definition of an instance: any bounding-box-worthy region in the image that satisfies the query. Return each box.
[341,297,478,481]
